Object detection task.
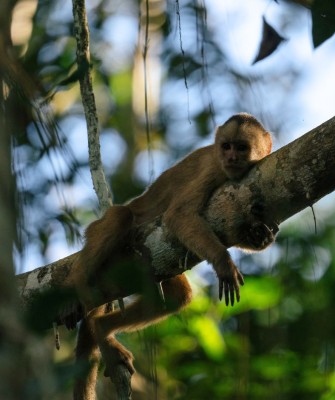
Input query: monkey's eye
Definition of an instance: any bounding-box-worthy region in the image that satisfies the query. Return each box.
[221,143,231,150]
[236,144,249,152]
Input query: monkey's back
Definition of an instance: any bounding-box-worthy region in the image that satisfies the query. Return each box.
[128,145,222,225]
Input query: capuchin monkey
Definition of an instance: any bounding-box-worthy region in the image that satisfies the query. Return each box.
[67,113,275,399]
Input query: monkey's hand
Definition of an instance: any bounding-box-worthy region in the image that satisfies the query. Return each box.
[246,221,278,251]
[102,336,135,382]
[213,252,244,306]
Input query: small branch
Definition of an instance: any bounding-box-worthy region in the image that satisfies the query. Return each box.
[113,367,132,400]
[72,0,112,212]
[141,0,154,183]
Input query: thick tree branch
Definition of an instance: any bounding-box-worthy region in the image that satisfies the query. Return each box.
[16,116,335,322]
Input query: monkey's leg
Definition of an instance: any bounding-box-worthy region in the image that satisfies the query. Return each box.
[93,274,192,383]
[73,308,103,400]
[72,205,134,310]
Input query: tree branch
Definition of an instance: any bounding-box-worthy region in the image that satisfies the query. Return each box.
[17,115,335,319]
[72,0,112,212]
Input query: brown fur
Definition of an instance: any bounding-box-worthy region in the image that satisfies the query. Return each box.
[69,113,273,399]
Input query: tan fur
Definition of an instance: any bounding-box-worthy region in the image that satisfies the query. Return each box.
[69,113,272,399]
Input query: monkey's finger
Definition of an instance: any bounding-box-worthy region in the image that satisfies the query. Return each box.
[218,278,223,301]
[230,284,235,306]
[224,283,230,306]
[237,271,245,286]
[234,281,241,303]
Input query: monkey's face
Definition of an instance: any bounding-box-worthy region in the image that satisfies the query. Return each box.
[215,118,272,180]
[220,141,253,180]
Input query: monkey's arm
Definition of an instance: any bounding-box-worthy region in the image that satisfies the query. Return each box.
[163,188,244,306]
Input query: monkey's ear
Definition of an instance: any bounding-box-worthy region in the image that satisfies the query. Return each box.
[266,132,272,154]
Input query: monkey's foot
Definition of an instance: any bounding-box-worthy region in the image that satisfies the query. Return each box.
[102,338,135,383]
[58,301,84,330]
[214,253,244,307]
[246,221,278,250]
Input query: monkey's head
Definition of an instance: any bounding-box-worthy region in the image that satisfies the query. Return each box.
[215,113,272,180]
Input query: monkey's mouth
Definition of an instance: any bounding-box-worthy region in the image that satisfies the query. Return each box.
[225,164,245,172]
[224,165,248,179]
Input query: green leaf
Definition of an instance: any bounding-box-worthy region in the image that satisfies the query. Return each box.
[189,315,226,360]
[109,70,132,105]
[311,0,335,47]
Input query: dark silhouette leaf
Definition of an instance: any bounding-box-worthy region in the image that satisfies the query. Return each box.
[311,0,335,47]
[253,17,287,64]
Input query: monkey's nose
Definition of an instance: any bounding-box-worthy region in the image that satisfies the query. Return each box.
[228,153,237,162]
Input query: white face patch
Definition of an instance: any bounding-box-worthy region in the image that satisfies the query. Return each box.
[215,118,271,178]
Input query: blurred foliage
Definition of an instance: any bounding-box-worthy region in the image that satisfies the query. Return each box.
[6,0,335,398]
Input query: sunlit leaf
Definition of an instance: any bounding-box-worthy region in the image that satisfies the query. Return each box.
[109,70,132,105]
[189,316,226,360]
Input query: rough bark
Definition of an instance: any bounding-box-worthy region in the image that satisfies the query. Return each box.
[16,115,335,325]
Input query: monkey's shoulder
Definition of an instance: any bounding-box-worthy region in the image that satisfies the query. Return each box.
[176,144,214,166]
[127,145,219,222]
